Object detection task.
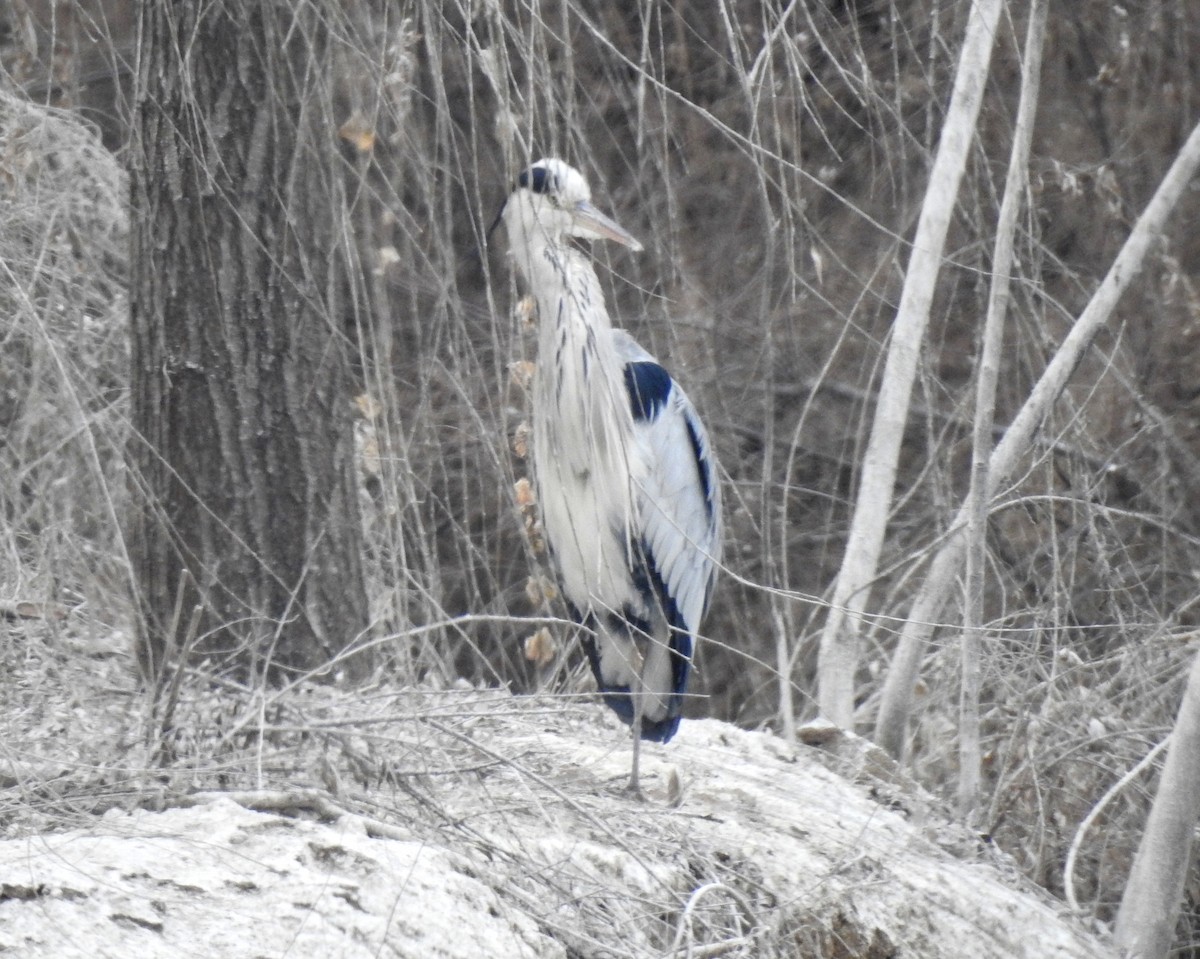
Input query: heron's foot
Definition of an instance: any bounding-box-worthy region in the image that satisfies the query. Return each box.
[620,777,647,802]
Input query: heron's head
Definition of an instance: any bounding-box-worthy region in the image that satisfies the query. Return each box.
[499,158,643,256]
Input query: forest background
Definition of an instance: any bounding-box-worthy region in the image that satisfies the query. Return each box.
[4,0,1200,953]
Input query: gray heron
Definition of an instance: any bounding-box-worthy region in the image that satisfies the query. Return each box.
[498,158,723,796]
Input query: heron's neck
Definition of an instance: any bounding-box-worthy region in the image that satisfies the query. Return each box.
[525,239,626,461]
[524,240,613,343]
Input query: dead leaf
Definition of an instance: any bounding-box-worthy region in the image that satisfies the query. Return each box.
[514,477,536,507]
[514,295,538,329]
[339,112,376,153]
[511,421,531,458]
[509,361,536,392]
[524,575,557,607]
[523,628,557,667]
[354,394,382,420]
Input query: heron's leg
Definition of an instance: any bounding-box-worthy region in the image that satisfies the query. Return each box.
[627,691,644,798]
[624,653,647,800]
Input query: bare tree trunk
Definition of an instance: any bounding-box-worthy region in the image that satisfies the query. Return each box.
[816,0,1003,728]
[875,117,1200,758]
[128,0,370,682]
[959,0,1048,821]
[1114,649,1200,958]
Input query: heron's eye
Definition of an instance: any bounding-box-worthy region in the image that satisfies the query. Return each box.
[519,166,556,196]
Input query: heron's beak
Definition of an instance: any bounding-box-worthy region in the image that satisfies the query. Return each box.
[572,201,644,252]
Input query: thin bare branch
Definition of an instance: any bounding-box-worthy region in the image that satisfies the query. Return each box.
[817,0,1004,727]
[876,116,1200,758]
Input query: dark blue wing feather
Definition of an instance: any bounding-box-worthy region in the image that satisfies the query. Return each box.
[624,361,672,421]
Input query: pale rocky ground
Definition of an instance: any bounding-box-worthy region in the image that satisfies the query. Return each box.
[1,678,1116,959]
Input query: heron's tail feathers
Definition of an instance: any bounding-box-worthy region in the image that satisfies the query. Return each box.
[581,617,693,743]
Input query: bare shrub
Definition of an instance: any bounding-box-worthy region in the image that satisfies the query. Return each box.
[0,89,128,626]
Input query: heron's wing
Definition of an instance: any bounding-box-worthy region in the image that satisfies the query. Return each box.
[612,331,721,632]
[606,332,722,739]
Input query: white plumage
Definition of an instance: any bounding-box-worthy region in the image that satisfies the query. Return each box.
[500,158,722,795]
